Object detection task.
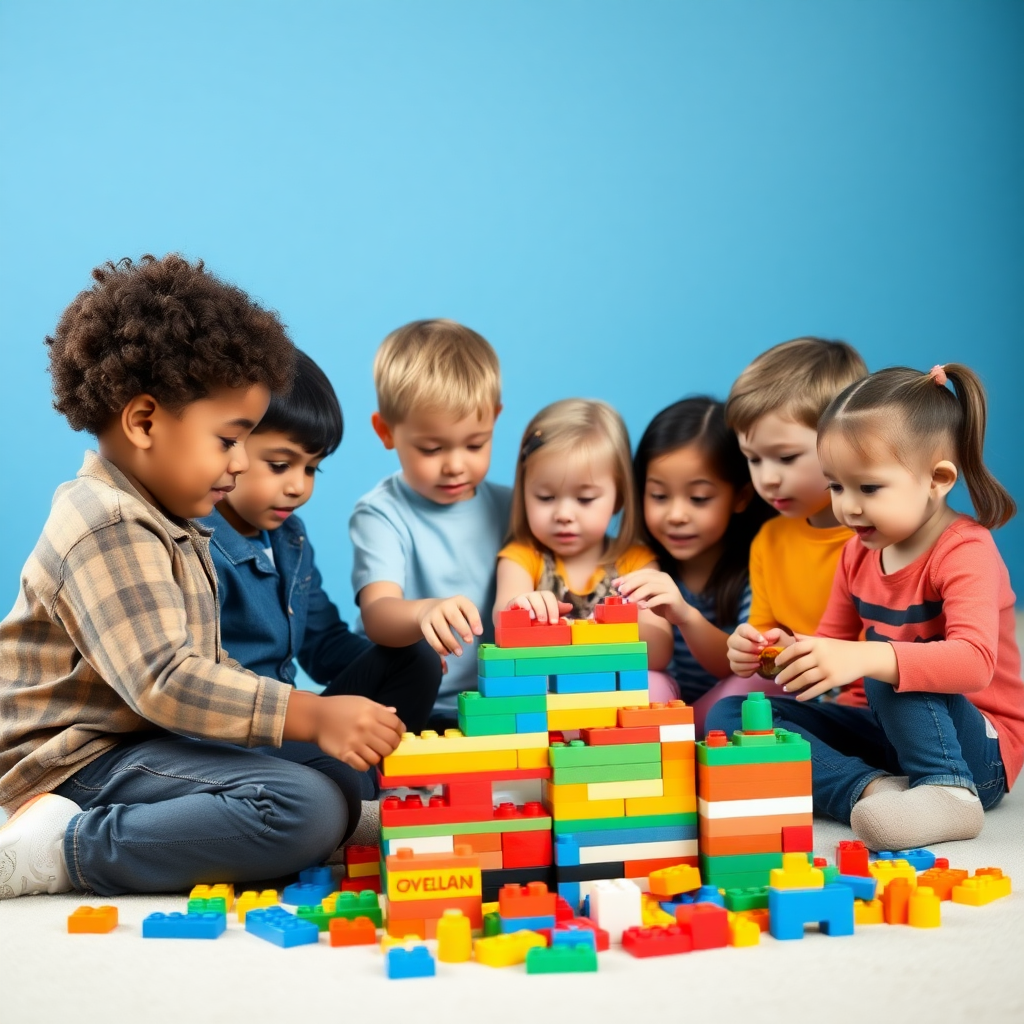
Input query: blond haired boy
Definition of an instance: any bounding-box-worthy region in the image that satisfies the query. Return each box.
[724,337,868,681]
[350,319,511,724]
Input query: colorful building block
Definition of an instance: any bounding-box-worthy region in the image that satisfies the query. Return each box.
[550,671,617,694]
[618,701,694,728]
[589,878,642,942]
[868,858,917,894]
[769,853,824,890]
[881,877,911,924]
[649,863,702,897]
[188,897,227,915]
[67,906,118,934]
[386,945,436,979]
[478,674,550,697]
[188,883,235,909]
[836,840,871,877]
[833,875,878,901]
[673,902,730,949]
[727,912,761,947]
[908,886,941,928]
[500,912,556,933]
[618,670,649,690]
[723,886,769,911]
[245,906,318,947]
[917,866,969,900]
[569,620,640,645]
[501,829,553,869]
[781,825,814,853]
[582,725,661,746]
[767,884,855,940]
[854,898,884,925]
[143,912,226,940]
[434,909,472,962]
[473,930,546,967]
[328,916,377,946]
[236,889,278,922]
[622,924,692,957]
[498,881,557,918]
[952,869,1012,906]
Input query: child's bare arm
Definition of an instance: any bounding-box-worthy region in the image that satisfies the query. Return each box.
[360,580,483,658]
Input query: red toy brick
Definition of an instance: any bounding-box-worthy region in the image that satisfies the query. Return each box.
[329,915,377,946]
[594,597,639,625]
[782,825,814,854]
[380,793,493,828]
[836,840,871,877]
[495,612,572,648]
[341,876,381,894]
[581,725,661,746]
[501,829,553,869]
[554,897,575,922]
[494,801,548,821]
[674,903,729,950]
[498,881,557,919]
[445,780,495,807]
[345,845,380,866]
[622,924,693,958]
[378,766,552,789]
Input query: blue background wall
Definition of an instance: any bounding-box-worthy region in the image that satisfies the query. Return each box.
[1,0,1021,634]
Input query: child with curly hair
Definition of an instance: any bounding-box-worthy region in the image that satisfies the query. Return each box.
[0,255,404,899]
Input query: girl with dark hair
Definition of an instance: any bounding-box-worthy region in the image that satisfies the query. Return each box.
[615,397,773,730]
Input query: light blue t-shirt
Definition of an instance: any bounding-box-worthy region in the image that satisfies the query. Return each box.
[350,473,512,715]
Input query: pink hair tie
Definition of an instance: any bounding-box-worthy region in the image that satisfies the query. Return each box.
[929,364,948,387]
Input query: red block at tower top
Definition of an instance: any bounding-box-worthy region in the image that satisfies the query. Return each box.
[495,608,572,648]
[594,597,639,625]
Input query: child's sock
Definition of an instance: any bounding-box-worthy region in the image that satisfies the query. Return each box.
[862,774,909,797]
[0,793,80,898]
[850,784,983,851]
[343,800,381,849]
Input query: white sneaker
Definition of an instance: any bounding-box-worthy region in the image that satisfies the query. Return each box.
[0,793,80,898]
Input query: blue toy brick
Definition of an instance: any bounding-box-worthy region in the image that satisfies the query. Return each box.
[245,906,320,948]
[554,836,580,866]
[478,674,549,698]
[142,911,226,939]
[617,670,648,691]
[558,881,582,911]
[386,945,436,979]
[550,672,616,694]
[552,925,597,950]
[768,885,855,941]
[568,824,698,848]
[299,865,333,889]
[660,895,696,914]
[580,895,590,918]
[834,874,878,901]
[516,711,549,733]
[873,848,936,872]
[281,881,333,906]
[694,885,725,907]
[500,912,556,933]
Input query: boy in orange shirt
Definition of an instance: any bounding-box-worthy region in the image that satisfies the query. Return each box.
[724,337,868,699]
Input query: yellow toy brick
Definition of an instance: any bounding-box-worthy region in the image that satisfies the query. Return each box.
[236,889,277,922]
[348,861,380,879]
[649,863,701,898]
[387,863,482,903]
[546,707,618,730]
[382,749,518,776]
[727,911,760,947]
[517,747,550,769]
[868,858,917,894]
[586,778,664,801]
[625,776,697,816]
[546,690,649,711]
[436,909,473,962]
[908,886,941,928]
[769,852,824,890]
[190,883,235,909]
[481,901,499,916]
[569,620,640,644]
[952,870,1012,906]
[854,898,884,925]
[387,729,548,756]
[641,893,678,927]
[474,930,546,967]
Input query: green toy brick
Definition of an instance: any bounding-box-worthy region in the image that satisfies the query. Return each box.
[701,867,777,890]
[548,741,661,769]
[552,761,664,785]
[458,692,547,717]
[723,886,769,911]
[822,865,839,885]
[732,732,783,747]
[525,943,598,973]
[296,904,337,931]
[740,692,774,732]
[331,891,384,927]
[524,653,647,676]
[483,912,501,937]
[381,815,552,840]
[696,730,811,766]
[478,641,647,662]
[457,713,518,736]
[187,897,227,915]
[477,659,516,678]
[553,812,697,835]
[700,852,783,874]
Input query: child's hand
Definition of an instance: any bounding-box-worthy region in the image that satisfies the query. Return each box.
[612,570,690,627]
[312,695,406,772]
[727,623,790,677]
[506,591,572,624]
[418,595,484,659]
[774,636,862,702]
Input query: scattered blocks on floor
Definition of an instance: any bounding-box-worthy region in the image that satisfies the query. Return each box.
[525,943,598,973]
[328,916,377,946]
[142,911,226,940]
[767,884,854,940]
[245,906,319,948]
[386,944,436,978]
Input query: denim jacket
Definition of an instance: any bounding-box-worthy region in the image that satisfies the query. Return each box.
[200,508,369,686]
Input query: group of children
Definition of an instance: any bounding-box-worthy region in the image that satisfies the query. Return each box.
[0,254,1021,903]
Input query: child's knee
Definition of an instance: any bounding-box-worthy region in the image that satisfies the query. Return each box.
[647,671,680,704]
[274,764,348,866]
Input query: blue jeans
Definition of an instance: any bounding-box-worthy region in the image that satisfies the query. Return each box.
[54,736,349,896]
[704,679,1007,825]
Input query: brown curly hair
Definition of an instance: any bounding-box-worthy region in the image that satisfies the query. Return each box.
[47,254,296,434]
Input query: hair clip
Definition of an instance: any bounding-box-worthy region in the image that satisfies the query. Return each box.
[520,429,545,463]
[929,364,948,387]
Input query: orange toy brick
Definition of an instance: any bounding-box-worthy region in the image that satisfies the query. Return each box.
[582,725,660,746]
[495,609,572,648]
[68,906,118,934]
[618,701,693,728]
[498,881,556,919]
[881,877,911,925]
[329,916,377,946]
[697,760,810,802]
[594,597,639,624]
[917,866,969,901]
[757,646,783,679]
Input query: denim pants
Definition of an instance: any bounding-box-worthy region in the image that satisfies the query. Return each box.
[54,736,349,896]
[704,678,1006,825]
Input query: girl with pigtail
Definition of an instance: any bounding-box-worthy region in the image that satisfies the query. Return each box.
[705,364,1024,851]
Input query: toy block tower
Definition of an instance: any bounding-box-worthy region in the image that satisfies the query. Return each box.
[696,693,812,890]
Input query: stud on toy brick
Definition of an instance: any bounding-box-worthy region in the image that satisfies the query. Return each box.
[622,924,693,957]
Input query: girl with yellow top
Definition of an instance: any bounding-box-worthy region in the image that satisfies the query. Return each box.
[493,399,674,681]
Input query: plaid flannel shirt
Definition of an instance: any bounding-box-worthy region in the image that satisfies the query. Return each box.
[0,451,291,812]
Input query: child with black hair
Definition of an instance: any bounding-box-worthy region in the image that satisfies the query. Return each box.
[201,350,441,810]
[0,256,405,900]
[615,397,774,733]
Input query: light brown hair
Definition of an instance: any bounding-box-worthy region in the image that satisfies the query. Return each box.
[508,399,639,567]
[818,364,1015,529]
[726,337,868,434]
[373,319,500,425]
